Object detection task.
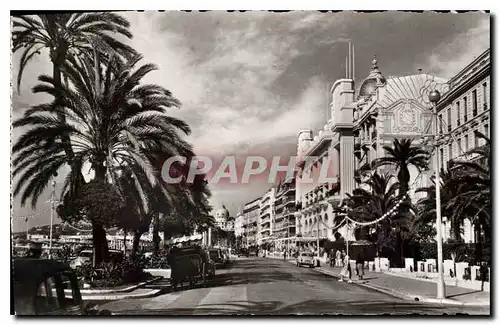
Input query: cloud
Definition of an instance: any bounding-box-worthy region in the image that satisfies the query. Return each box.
[191,77,326,155]
[422,17,490,79]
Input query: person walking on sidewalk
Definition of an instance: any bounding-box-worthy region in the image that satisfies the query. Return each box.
[356,254,365,280]
[335,249,342,267]
[339,251,352,283]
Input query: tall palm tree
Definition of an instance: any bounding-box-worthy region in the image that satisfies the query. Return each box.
[371,139,430,266]
[346,173,412,262]
[447,132,491,262]
[12,13,136,169]
[12,54,190,264]
[416,168,468,242]
[372,138,431,197]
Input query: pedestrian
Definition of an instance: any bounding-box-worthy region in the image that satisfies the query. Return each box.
[335,249,342,267]
[356,254,365,280]
[339,251,352,283]
[284,250,287,260]
[329,250,334,267]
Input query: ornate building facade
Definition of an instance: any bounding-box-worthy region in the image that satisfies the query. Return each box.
[294,47,489,245]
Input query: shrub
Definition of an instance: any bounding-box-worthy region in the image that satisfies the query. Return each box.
[147,249,170,269]
[75,255,152,288]
[52,245,74,264]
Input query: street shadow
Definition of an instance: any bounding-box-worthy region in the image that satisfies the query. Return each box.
[105,298,483,316]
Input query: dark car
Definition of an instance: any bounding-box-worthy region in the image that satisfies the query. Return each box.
[208,249,225,268]
[12,258,111,315]
[238,248,249,257]
[167,246,215,290]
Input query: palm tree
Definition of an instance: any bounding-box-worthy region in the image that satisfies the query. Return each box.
[447,131,491,262]
[416,168,468,242]
[12,13,136,170]
[372,138,431,197]
[12,54,190,264]
[346,173,412,263]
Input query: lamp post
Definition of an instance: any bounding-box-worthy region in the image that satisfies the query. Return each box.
[429,89,446,299]
[48,178,56,259]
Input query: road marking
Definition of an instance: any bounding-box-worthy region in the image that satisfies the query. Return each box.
[193,284,248,314]
[142,292,183,309]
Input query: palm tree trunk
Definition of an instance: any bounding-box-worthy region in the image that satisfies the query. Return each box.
[123,229,127,256]
[92,222,109,266]
[153,212,161,254]
[92,165,110,264]
[132,230,144,256]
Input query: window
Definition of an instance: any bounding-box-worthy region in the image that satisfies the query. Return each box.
[463,97,468,122]
[483,82,488,109]
[457,138,462,155]
[448,143,453,160]
[474,131,479,147]
[472,90,478,116]
[447,108,452,131]
[439,114,443,134]
[456,102,461,126]
[484,124,489,137]
[439,148,444,169]
[465,135,469,151]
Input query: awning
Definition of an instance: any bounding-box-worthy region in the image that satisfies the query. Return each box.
[295,237,321,242]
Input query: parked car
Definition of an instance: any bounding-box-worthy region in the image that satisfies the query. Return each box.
[248,247,258,257]
[13,258,111,315]
[167,246,215,290]
[238,248,249,257]
[70,249,123,269]
[208,249,225,268]
[296,252,315,268]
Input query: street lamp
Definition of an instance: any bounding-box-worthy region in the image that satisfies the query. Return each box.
[429,89,446,299]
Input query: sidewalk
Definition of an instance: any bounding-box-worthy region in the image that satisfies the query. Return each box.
[82,288,163,301]
[312,263,490,307]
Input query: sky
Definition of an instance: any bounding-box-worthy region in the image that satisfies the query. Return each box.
[10,11,490,232]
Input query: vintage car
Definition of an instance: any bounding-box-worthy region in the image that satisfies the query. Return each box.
[296,252,315,268]
[13,258,111,316]
[208,249,225,268]
[167,246,215,290]
[237,248,249,257]
[70,249,123,269]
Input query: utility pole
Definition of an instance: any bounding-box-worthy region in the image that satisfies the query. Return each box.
[49,179,56,259]
[429,89,446,299]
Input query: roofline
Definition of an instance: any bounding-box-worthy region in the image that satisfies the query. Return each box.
[448,48,490,85]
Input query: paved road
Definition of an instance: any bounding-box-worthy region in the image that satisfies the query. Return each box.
[99,257,490,315]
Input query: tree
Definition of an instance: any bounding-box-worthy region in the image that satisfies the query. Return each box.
[13,54,189,264]
[370,139,430,266]
[372,139,431,197]
[57,180,122,263]
[12,13,136,178]
[447,131,491,262]
[346,172,412,265]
